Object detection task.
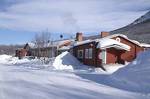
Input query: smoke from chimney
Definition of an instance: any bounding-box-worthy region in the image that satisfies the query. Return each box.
[63,12,80,34]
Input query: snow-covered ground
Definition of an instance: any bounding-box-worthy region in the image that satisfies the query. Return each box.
[0,51,150,99]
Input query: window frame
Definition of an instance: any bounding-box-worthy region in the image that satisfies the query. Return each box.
[85,49,89,59]
[77,49,83,59]
[88,48,93,59]
[85,48,93,59]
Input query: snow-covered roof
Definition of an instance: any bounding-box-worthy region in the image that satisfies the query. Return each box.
[73,40,94,47]
[96,38,130,51]
[28,42,57,49]
[58,46,71,51]
[140,43,150,48]
[27,43,36,48]
[103,34,128,39]
[73,37,130,51]
[26,39,74,49]
[73,33,141,48]
[102,34,142,47]
[52,39,75,46]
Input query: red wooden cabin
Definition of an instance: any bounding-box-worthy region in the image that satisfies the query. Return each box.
[72,32,147,68]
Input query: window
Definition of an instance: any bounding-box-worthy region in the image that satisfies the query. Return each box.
[77,50,83,59]
[85,49,89,58]
[116,37,121,42]
[85,48,93,59]
[99,50,106,64]
[88,48,93,59]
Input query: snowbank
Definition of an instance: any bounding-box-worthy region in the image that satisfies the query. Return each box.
[7,57,30,64]
[53,51,83,70]
[0,54,51,70]
[110,50,150,93]
[0,54,27,64]
[7,57,52,69]
[0,54,12,63]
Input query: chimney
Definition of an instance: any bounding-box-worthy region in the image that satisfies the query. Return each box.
[76,32,83,42]
[101,32,109,38]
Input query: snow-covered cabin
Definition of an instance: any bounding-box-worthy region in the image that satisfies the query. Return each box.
[72,32,150,67]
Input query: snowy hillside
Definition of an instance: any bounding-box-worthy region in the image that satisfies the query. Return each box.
[111,10,150,43]
[132,11,150,25]
[0,51,150,99]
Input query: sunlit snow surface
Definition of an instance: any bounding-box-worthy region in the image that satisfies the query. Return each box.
[0,51,150,99]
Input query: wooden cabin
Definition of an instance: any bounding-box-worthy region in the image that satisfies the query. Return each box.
[72,32,148,67]
[15,48,28,59]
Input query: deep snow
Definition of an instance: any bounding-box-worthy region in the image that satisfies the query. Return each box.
[77,50,150,94]
[53,51,83,70]
[110,50,150,93]
[0,50,150,99]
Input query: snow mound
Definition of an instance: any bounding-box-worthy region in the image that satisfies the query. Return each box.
[0,54,51,70]
[53,51,82,70]
[7,57,51,69]
[0,54,12,63]
[111,50,150,93]
[7,57,31,64]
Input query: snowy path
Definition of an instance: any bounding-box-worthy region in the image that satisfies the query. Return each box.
[0,64,149,99]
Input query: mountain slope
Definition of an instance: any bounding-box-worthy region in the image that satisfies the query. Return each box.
[111,11,150,44]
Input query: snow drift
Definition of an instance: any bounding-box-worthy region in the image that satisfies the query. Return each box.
[0,55,51,70]
[53,51,83,70]
[110,50,150,93]
[0,54,12,63]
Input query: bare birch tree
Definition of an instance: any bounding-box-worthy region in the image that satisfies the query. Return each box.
[32,30,51,58]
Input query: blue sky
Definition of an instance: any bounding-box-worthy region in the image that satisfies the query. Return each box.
[0,29,35,45]
[0,0,150,45]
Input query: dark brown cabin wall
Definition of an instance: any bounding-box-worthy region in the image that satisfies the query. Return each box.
[106,48,118,64]
[96,49,102,67]
[112,36,138,62]
[73,42,96,66]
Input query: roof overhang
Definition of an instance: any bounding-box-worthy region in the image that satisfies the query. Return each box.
[96,38,130,51]
[100,44,130,51]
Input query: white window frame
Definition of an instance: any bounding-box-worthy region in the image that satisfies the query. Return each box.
[116,37,121,42]
[85,49,89,59]
[100,49,106,64]
[85,48,93,59]
[77,50,83,59]
[88,48,93,59]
